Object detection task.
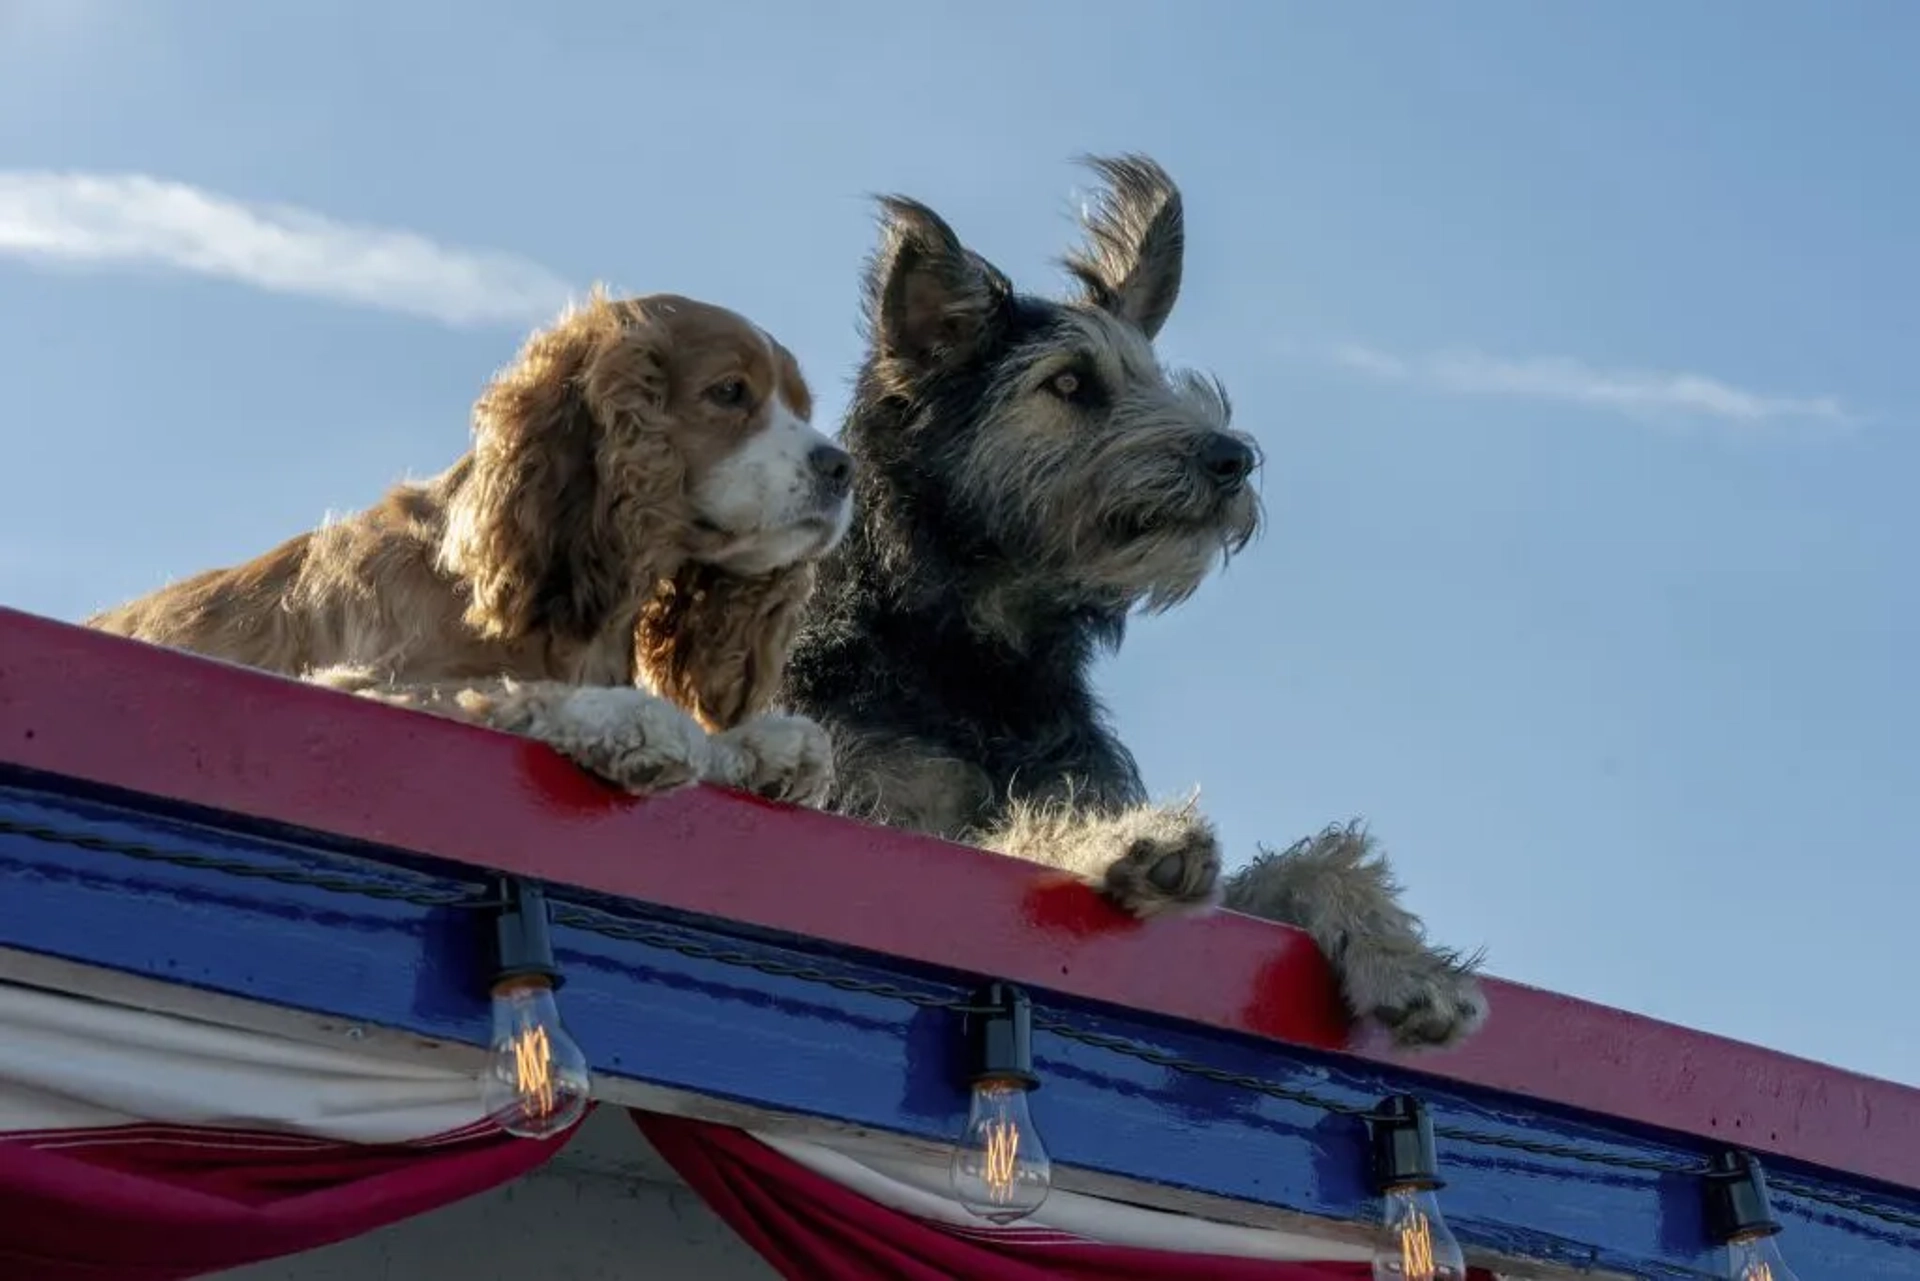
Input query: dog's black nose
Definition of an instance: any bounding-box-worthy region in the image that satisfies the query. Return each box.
[1197,433,1255,488]
[809,444,855,497]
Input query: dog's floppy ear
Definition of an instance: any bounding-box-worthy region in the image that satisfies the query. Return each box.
[1062,153,1185,341]
[443,289,677,642]
[634,560,816,731]
[865,196,1007,374]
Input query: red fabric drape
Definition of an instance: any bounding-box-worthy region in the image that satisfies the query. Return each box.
[635,1110,1398,1281]
[0,1117,578,1280]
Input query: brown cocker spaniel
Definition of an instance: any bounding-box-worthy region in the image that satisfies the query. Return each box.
[87,289,854,804]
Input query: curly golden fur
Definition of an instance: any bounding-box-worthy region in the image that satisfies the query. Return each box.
[635,559,818,732]
[87,289,854,804]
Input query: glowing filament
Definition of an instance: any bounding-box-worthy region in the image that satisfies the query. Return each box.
[481,957,589,1139]
[511,1023,556,1118]
[1373,1186,1463,1281]
[949,1078,1051,1222]
[1398,1208,1436,1279]
[980,1117,1021,1203]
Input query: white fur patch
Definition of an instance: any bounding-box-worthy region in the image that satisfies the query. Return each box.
[555,686,693,739]
[690,335,852,573]
[706,711,836,806]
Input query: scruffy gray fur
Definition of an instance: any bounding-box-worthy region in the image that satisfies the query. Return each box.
[781,155,1486,1049]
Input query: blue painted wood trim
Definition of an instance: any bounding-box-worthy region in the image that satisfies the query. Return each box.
[1,773,1913,1278]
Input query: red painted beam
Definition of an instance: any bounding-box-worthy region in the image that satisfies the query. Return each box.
[1,605,1915,1193]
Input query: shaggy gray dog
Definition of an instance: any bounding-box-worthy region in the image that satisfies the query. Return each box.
[781,155,1485,1049]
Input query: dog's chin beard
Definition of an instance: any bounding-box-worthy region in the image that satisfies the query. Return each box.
[1102,483,1259,544]
[1105,508,1214,545]
[1104,552,1218,614]
[1059,509,1252,614]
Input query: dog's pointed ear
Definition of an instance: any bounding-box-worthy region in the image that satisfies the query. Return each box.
[865,196,1006,373]
[1062,154,1185,341]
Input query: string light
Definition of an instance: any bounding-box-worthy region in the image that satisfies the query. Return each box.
[479,877,591,1139]
[1366,1094,1466,1281]
[949,982,1053,1223]
[19,813,1914,1272]
[1705,1150,1803,1281]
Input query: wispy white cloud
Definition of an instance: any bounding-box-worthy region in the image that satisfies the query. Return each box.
[1313,341,1858,429]
[0,171,575,327]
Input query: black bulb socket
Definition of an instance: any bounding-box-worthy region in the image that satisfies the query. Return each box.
[965,982,1039,1091]
[1370,1093,1443,1193]
[490,877,564,991]
[1705,1150,1782,1243]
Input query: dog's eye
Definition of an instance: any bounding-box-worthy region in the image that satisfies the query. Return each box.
[706,377,750,408]
[1046,370,1085,401]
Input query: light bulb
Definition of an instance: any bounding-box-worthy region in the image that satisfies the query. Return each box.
[1725,1230,1802,1281]
[949,1078,1052,1223]
[1704,1150,1803,1281]
[1370,1185,1467,1281]
[480,977,591,1139]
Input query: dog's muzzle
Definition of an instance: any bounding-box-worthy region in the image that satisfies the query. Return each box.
[1195,432,1256,493]
[809,444,855,506]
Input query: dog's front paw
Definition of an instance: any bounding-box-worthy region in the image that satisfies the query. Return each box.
[708,713,835,807]
[1341,941,1488,1051]
[546,688,711,795]
[1100,805,1223,918]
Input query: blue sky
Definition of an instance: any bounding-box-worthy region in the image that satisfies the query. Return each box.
[3,2,1914,1087]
